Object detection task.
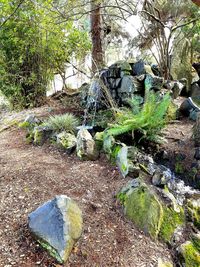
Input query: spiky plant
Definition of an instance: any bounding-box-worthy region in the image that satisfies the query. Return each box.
[43,113,79,133]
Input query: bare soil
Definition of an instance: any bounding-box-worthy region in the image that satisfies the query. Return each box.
[0,114,172,266]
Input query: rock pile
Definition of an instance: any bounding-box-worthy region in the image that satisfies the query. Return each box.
[82,59,185,111]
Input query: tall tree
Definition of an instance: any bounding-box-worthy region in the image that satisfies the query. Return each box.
[91,1,105,74]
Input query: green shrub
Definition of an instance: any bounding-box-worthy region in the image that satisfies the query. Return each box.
[105,92,171,142]
[42,113,79,133]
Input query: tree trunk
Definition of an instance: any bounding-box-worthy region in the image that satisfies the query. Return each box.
[90,1,104,74]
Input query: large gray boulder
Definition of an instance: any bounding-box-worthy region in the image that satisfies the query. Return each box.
[28,195,83,263]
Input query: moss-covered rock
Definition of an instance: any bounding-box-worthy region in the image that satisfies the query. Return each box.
[94,131,104,151]
[124,181,163,238]
[159,206,185,242]
[179,241,200,267]
[33,126,52,146]
[121,179,185,241]
[103,134,115,155]
[187,198,200,229]
[56,132,77,152]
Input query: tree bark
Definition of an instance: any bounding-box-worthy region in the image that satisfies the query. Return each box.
[90,1,104,74]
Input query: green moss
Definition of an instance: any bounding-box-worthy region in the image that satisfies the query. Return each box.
[34,128,43,145]
[94,132,104,151]
[159,206,185,242]
[192,234,200,252]
[181,241,200,267]
[26,132,34,144]
[121,180,184,242]
[103,134,115,155]
[18,121,31,129]
[124,184,163,239]
[37,239,63,263]
[175,162,184,174]
[158,259,173,267]
[166,101,178,122]
[187,199,200,229]
[117,191,127,205]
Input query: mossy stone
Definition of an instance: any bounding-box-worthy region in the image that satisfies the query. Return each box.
[159,206,185,242]
[180,241,200,267]
[94,132,104,151]
[124,183,163,239]
[187,198,200,229]
[122,180,185,241]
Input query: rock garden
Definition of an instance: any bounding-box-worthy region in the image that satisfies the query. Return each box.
[0,60,199,266]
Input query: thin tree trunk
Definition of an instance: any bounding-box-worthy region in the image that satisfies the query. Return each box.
[90,1,104,74]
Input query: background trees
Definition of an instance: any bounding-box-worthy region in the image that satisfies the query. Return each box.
[0,0,91,108]
[0,0,199,109]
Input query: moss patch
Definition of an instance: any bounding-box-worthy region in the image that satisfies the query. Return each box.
[187,199,200,229]
[159,206,185,242]
[180,241,200,267]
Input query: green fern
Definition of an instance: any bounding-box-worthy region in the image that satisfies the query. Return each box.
[105,92,171,142]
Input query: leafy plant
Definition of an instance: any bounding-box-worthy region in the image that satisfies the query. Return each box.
[105,92,171,142]
[42,113,79,133]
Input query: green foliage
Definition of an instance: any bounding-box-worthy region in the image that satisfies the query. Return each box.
[0,0,91,109]
[42,113,79,133]
[105,92,171,142]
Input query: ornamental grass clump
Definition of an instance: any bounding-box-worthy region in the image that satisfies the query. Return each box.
[43,113,79,133]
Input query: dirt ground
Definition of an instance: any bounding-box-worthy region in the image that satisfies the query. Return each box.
[0,126,172,266]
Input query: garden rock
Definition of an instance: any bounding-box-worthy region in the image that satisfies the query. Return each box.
[151,164,172,186]
[33,125,52,146]
[132,60,146,76]
[56,132,77,153]
[194,147,200,160]
[28,195,83,263]
[116,145,129,177]
[187,198,200,229]
[172,81,184,99]
[190,82,200,97]
[179,240,200,267]
[119,178,184,241]
[76,128,99,160]
[25,114,40,125]
[145,74,164,91]
[179,97,200,119]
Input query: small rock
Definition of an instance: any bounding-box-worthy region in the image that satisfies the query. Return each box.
[76,128,99,160]
[33,125,52,146]
[56,132,77,153]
